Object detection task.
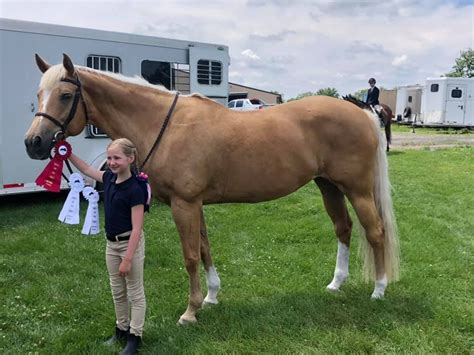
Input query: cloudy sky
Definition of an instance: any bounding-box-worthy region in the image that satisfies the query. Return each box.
[1,0,473,99]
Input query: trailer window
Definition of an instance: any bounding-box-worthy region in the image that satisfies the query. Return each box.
[141,61,172,90]
[197,60,222,85]
[430,84,439,92]
[86,55,121,73]
[172,63,190,94]
[408,96,412,103]
[451,88,462,98]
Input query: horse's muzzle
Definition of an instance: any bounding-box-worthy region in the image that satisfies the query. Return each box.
[24,135,52,160]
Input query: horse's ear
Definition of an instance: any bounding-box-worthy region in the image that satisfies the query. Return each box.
[62,53,75,76]
[35,54,51,73]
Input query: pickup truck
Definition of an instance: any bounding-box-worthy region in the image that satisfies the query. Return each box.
[227,98,272,111]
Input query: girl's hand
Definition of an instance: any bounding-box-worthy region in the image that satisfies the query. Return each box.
[119,259,132,277]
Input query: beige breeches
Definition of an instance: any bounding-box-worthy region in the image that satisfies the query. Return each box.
[105,233,146,336]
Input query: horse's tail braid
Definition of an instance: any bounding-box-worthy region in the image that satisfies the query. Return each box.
[359,112,400,282]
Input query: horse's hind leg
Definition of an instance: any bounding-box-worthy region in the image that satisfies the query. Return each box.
[199,208,221,305]
[315,178,353,292]
[385,123,391,152]
[348,193,387,299]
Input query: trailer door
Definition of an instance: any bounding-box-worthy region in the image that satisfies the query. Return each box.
[189,46,229,105]
[446,85,466,124]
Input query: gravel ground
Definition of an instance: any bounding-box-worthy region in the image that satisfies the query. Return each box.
[390,131,474,149]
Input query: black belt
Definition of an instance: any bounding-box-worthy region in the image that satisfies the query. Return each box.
[106,233,131,242]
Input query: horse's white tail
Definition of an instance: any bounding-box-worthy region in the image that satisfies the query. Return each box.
[359,112,400,282]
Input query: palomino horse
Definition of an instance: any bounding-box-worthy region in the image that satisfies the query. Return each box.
[25,54,400,325]
[342,95,393,152]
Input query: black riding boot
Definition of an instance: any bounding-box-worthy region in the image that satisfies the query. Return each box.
[120,333,141,355]
[104,326,128,346]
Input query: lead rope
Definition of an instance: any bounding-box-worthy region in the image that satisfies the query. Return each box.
[139,92,180,171]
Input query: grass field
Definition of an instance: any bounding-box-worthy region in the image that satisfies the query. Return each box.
[1,147,472,354]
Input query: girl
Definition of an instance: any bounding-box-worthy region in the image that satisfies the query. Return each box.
[69,138,148,355]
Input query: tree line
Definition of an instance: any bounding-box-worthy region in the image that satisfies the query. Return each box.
[282,48,473,102]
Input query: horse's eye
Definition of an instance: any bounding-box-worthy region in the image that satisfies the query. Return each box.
[60,93,73,101]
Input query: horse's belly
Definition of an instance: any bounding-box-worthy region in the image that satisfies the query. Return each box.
[214,159,316,203]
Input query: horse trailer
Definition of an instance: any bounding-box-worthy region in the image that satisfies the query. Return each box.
[421,77,474,127]
[0,18,229,195]
[394,84,424,123]
[394,78,474,128]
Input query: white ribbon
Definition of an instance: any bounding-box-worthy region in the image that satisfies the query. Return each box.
[81,186,100,235]
[58,173,84,225]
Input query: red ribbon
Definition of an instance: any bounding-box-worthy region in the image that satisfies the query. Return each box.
[35,140,72,192]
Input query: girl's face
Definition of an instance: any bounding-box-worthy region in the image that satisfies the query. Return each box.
[106,145,133,175]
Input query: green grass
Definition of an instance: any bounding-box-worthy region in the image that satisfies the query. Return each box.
[1,147,473,354]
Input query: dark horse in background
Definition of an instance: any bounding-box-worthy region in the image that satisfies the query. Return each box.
[343,95,393,152]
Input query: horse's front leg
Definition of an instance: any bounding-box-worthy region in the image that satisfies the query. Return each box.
[200,208,221,305]
[171,197,203,325]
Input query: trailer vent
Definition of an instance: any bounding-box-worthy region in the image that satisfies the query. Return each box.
[197,60,222,85]
[86,55,121,73]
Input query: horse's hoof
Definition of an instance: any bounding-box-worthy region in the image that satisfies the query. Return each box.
[203,296,219,306]
[326,285,340,293]
[177,315,198,326]
[371,292,384,300]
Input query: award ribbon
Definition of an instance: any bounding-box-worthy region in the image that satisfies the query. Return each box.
[81,186,100,235]
[58,173,84,225]
[35,140,72,192]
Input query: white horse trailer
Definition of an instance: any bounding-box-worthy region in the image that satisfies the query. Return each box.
[0,18,229,195]
[420,77,474,127]
[395,84,424,123]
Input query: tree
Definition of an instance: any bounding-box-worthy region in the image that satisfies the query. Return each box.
[286,91,318,102]
[287,87,340,102]
[352,88,368,101]
[446,48,473,78]
[316,87,339,98]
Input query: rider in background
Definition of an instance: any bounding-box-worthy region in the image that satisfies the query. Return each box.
[366,77,381,114]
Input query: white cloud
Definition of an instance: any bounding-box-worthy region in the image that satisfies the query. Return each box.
[241,49,261,61]
[392,54,408,67]
[1,0,472,99]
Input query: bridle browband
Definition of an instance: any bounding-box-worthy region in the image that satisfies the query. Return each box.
[35,76,90,140]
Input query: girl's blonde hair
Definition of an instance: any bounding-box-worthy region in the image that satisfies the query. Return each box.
[107,138,139,174]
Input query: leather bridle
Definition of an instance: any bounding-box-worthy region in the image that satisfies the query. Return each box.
[35,75,90,141]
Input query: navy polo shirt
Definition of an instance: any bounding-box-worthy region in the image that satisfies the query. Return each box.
[103,170,147,237]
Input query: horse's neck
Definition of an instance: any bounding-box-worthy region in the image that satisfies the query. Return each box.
[80,70,175,161]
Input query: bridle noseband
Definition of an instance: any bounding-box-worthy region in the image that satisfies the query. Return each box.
[35,76,89,140]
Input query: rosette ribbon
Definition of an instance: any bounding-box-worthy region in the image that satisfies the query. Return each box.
[58,173,84,225]
[81,186,100,235]
[35,140,72,192]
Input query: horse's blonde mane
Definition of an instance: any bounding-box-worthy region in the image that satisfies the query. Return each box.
[40,64,212,102]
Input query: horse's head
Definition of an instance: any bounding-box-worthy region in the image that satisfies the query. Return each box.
[25,54,88,160]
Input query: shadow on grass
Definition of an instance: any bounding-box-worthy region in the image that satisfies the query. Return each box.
[387,150,405,156]
[0,191,68,206]
[145,286,433,353]
[0,191,69,229]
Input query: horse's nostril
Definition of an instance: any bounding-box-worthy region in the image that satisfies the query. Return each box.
[33,136,42,148]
